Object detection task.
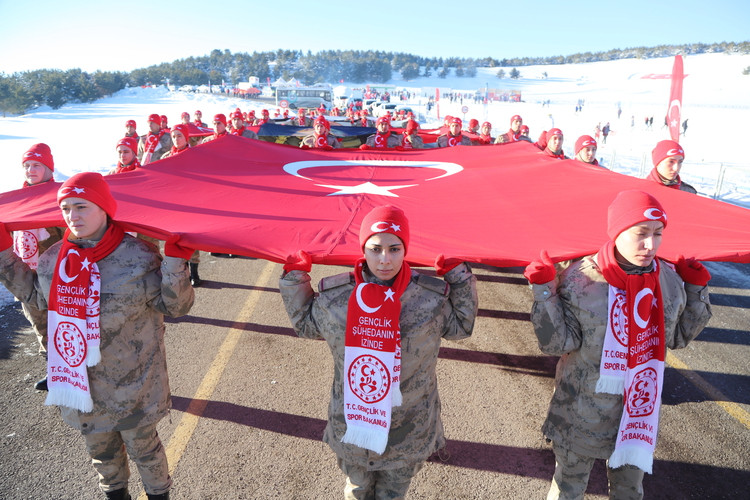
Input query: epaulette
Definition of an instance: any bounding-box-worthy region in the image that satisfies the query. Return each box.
[413,273,450,296]
[319,272,355,292]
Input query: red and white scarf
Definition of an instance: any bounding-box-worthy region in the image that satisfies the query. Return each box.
[341,259,411,454]
[647,167,682,190]
[169,144,189,157]
[597,240,665,473]
[478,134,492,145]
[112,158,141,174]
[46,223,124,412]
[373,133,389,148]
[231,126,247,136]
[447,135,462,147]
[142,130,166,165]
[401,134,414,149]
[314,133,329,148]
[14,180,53,269]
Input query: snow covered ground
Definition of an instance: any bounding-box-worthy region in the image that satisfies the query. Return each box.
[1,52,749,306]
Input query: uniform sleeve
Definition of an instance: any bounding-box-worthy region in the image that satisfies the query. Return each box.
[441,263,478,340]
[0,247,48,311]
[529,279,583,355]
[670,283,712,349]
[278,270,323,340]
[146,255,194,317]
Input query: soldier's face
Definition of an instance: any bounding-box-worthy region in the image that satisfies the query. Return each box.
[117,146,135,166]
[364,233,405,282]
[481,124,491,135]
[60,198,108,241]
[656,156,683,181]
[511,118,522,132]
[23,161,52,185]
[449,123,461,136]
[548,135,563,152]
[171,131,187,149]
[614,221,663,268]
[577,146,597,164]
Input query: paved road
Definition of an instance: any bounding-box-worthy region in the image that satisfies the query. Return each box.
[1,256,748,499]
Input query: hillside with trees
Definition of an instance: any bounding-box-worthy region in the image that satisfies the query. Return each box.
[2,41,748,115]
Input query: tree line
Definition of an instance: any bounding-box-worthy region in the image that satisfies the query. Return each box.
[2,41,748,115]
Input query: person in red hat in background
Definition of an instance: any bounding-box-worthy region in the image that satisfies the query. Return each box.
[300,115,341,149]
[109,137,141,175]
[646,140,697,194]
[160,124,191,159]
[400,119,424,149]
[466,118,480,135]
[0,172,195,500]
[292,108,312,127]
[13,144,65,391]
[160,115,169,131]
[229,110,258,139]
[363,116,400,148]
[520,124,530,139]
[256,109,270,126]
[193,110,207,128]
[475,121,494,145]
[124,120,139,141]
[524,190,711,499]
[542,128,567,159]
[137,114,172,165]
[201,113,229,144]
[179,112,190,125]
[279,205,477,500]
[495,114,524,144]
[574,135,601,167]
[437,117,472,147]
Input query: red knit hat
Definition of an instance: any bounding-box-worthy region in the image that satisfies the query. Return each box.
[652,140,684,166]
[405,119,419,134]
[116,136,138,153]
[547,128,563,138]
[160,115,168,125]
[181,112,190,119]
[57,172,117,218]
[148,113,161,125]
[482,121,492,130]
[230,110,243,120]
[125,119,136,128]
[607,190,667,240]
[520,125,529,134]
[359,205,410,254]
[22,143,54,171]
[314,114,330,130]
[195,110,202,115]
[171,123,190,139]
[376,115,390,126]
[213,113,227,125]
[449,116,462,126]
[575,135,597,154]
[468,118,479,129]
[510,114,522,124]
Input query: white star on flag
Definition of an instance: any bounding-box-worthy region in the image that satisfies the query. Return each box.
[80,257,92,270]
[315,181,417,197]
[390,223,401,231]
[384,288,395,302]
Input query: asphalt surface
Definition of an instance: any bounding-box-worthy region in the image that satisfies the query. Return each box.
[0,256,748,499]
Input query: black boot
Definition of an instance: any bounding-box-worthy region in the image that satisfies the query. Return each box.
[34,377,48,391]
[105,488,131,500]
[147,493,169,500]
[189,263,202,287]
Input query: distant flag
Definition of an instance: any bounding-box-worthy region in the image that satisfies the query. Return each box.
[667,55,684,141]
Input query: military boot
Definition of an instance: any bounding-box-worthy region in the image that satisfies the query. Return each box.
[147,493,169,500]
[105,488,131,500]
[189,263,202,287]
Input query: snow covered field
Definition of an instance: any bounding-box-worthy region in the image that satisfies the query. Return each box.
[1,52,749,306]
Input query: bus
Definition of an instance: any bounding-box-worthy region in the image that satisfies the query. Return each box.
[275,85,333,110]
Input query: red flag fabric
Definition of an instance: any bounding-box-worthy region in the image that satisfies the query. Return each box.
[2,136,750,267]
[667,55,684,141]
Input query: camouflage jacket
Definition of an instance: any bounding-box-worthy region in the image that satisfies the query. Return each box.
[365,133,400,148]
[300,134,342,148]
[0,234,194,434]
[279,263,478,470]
[137,132,173,163]
[530,254,711,458]
[436,134,473,147]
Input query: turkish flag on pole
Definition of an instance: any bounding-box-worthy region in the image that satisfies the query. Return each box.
[435,88,440,120]
[667,55,684,141]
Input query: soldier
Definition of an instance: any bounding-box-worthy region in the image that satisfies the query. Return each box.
[494,114,524,144]
[137,114,172,165]
[524,190,712,499]
[293,108,312,127]
[193,110,207,127]
[109,137,141,174]
[229,110,258,140]
[363,116,399,148]
[542,128,567,159]
[400,119,424,149]
[437,117,472,147]
[645,140,697,194]
[476,121,494,145]
[0,172,195,500]
[300,115,341,149]
[574,135,601,167]
[14,143,65,390]
[280,205,478,499]
[201,113,229,144]
[124,120,139,140]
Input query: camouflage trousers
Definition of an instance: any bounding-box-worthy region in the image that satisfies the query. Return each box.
[21,301,47,354]
[83,422,172,496]
[338,457,423,500]
[548,442,644,500]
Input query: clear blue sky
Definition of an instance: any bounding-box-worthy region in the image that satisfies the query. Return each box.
[1,0,747,73]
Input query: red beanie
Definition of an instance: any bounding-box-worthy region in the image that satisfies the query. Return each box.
[359,205,410,254]
[547,128,563,138]
[575,135,597,154]
[468,118,479,129]
[230,110,243,120]
[181,112,189,119]
[116,136,138,153]
[510,114,522,124]
[376,115,390,126]
[57,172,117,218]
[22,143,54,171]
[406,119,419,134]
[314,114,330,129]
[160,115,168,125]
[449,116,462,126]
[148,113,161,125]
[171,123,190,139]
[607,190,667,240]
[125,119,136,128]
[652,140,684,166]
[482,121,492,130]
[213,113,227,125]
[195,110,202,115]
[520,125,529,134]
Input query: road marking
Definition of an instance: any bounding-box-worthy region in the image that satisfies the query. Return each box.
[666,351,750,430]
[137,260,278,500]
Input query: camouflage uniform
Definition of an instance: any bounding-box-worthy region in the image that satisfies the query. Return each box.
[300,134,342,148]
[137,132,172,163]
[530,254,711,499]
[280,263,477,499]
[13,225,64,353]
[365,133,400,148]
[401,134,424,149]
[436,134,472,147]
[0,234,194,495]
